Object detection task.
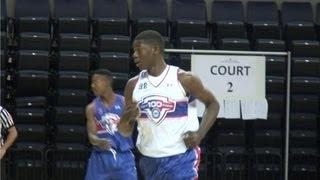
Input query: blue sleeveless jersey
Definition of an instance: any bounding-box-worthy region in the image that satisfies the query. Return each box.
[93,94,133,152]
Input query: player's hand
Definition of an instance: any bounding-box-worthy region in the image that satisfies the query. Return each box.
[96,138,112,150]
[182,131,201,148]
[0,147,7,160]
[123,102,140,121]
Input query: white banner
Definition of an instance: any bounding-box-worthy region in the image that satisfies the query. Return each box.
[191,54,268,119]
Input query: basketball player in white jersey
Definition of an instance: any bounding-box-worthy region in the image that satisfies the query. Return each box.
[119,30,220,180]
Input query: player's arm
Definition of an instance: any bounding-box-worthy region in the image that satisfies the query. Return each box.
[118,76,139,137]
[179,71,220,148]
[0,126,18,160]
[85,103,110,150]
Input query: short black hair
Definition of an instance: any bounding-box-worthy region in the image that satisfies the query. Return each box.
[92,69,114,85]
[134,30,165,54]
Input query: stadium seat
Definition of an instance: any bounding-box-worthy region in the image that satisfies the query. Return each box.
[199,151,223,180]
[247,1,280,40]
[265,56,286,76]
[14,107,47,124]
[266,76,285,94]
[10,142,46,180]
[58,51,90,72]
[214,131,245,147]
[267,94,285,113]
[281,2,316,42]
[224,163,248,180]
[112,73,129,91]
[172,0,207,38]
[252,112,282,130]
[98,52,130,73]
[172,54,191,71]
[217,38,250,51]
[56,71,89,90]
[218,146,247,164]
[292,57,320,77]
[15,70,49,97]
[178,37,211,49]
[291,95,319,113]
[15,0,51,53]
[289,164,318,180]
[316,3,320,40]
[0,0,6,32]
[55,89,88,107]
[254,39,285,52]
[53,106,86,125]
[55,125,87,144]
[211,1,246,40]
[47,143,89,180]
[215,118,245,131]
[99,35,130,53]
[290,130,317,148]
[19,32,50,51]
[0,49,6,70]
[92,0,129,36]
[291,77,320,94]
[253,130,281,148]
[290,113,318,130]
[131,0,168,37]
[254,147,282,164]
[15,124,47,143]
[289,40,320,57]
[290,148,318,165]
[15,0,50,33]
[253,148,282,180]
[253,163,281,180]
[54,0,89,34]
[59,34,90,52]
[17,50,50,71]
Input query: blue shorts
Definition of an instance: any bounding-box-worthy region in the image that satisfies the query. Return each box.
[85,149,137,180]
[139,147,201,180]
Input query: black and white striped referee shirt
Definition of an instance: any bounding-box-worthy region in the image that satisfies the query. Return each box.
[0,106,15,147]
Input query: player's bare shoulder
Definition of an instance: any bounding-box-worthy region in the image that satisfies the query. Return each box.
[85,102,95,116]
[124,75,139,103]
[125,75,139,93]
[177,69,202,93]
[127,75,139,88]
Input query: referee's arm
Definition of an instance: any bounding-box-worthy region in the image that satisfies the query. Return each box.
[0,108,18,159]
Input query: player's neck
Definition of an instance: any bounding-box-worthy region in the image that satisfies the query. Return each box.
[148,58,167,77]
[100,91,115,106]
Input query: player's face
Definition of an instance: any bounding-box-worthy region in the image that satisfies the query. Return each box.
[132,41,156,70]
[91,74,110,96]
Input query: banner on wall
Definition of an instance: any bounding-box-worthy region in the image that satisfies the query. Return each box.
[191,54,268,120]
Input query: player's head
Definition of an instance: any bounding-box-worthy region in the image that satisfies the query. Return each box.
[132,30,165,70]
[91,69,114,96]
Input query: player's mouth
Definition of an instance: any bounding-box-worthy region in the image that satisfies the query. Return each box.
[134,59,141,67]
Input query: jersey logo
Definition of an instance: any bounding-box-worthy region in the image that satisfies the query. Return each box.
[138,95,176,124]
[98,113,120,134]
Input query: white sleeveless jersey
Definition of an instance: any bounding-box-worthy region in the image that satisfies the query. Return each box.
[132,65,199,157]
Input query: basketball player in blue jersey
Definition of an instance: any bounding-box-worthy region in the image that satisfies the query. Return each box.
[119,30,220,180]
[85,69,137,180]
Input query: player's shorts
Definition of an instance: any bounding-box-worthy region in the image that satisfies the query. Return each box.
[139,146,201,180]
[85,149,137,180]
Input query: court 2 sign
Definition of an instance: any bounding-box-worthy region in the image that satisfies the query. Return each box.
[191,54,267,119]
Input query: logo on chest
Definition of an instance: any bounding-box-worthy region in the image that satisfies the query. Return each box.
[138,95,176,124]
[97,112,120,134]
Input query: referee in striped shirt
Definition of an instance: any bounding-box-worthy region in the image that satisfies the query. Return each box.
[0,106,17,160]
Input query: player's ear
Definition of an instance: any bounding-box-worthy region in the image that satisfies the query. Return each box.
[153,45,161,55]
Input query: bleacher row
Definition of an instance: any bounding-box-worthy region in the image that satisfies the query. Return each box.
[0,0,319,180]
